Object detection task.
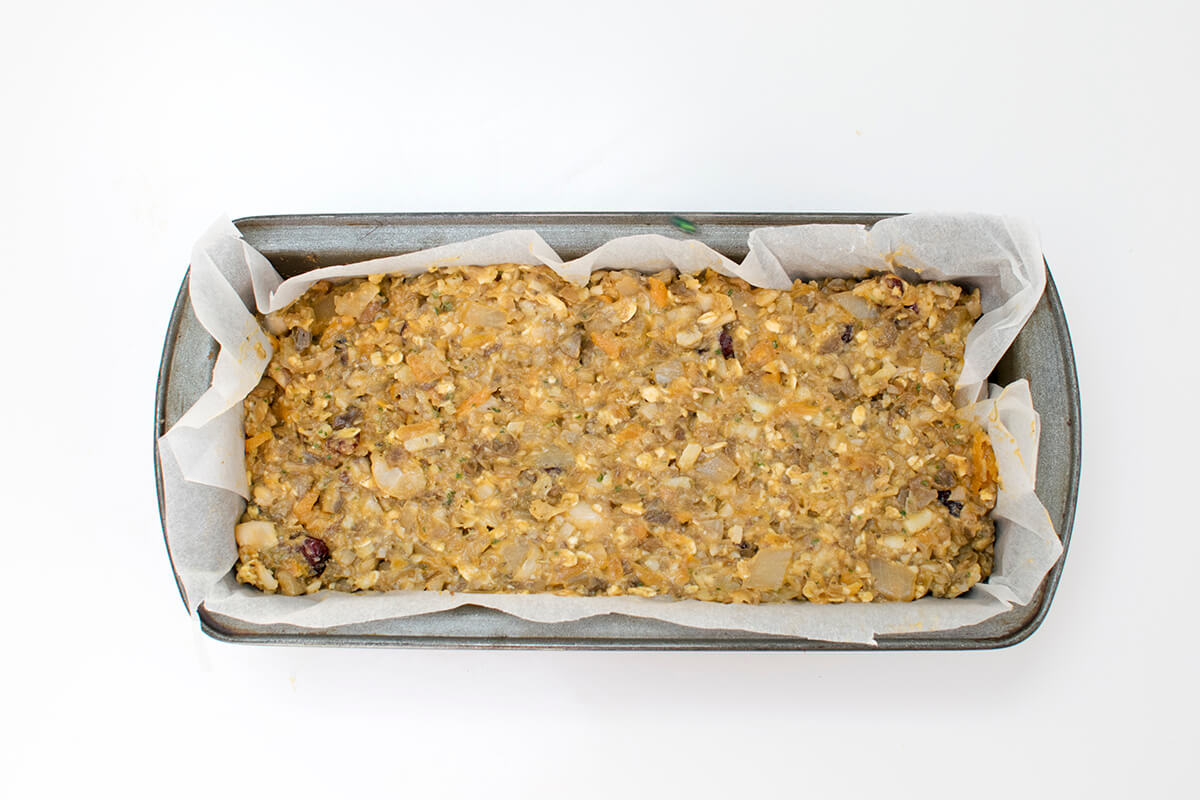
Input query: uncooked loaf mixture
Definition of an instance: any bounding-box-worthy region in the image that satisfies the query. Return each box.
[236,264,997,603]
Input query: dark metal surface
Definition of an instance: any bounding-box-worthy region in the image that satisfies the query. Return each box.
[155,213,1080,650]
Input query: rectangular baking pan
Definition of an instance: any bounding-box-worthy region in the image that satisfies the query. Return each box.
[155,213,1081,650]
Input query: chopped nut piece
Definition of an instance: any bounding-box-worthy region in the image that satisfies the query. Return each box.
[404,432,444,452]
[677,442,702,470]
[903,508,935,534]
[852,405,867,426]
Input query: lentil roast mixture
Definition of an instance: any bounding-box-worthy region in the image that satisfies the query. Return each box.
[236,264,998,603]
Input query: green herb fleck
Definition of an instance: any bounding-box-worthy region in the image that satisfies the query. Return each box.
[669,215,698,234]
[455,472,463,480]
[444,490,456,507]
[597,473,606,482]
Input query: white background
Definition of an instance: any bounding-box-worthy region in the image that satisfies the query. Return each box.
[2,1,1195,796]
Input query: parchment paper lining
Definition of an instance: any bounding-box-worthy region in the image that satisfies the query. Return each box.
[159,214,1060,644]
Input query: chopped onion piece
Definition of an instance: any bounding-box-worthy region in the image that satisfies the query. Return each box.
[903,508,935,533]
[744,546,793,590]
[567,501,603,526]
[464,301,507,328]
[334,282,380,318]
[869,557,917,600]
[371,454,426,500]
[654,360,683,387]
[920,350,946,375]
[536,447,574,471]
[834,292,879,320]
[694,453,739,484]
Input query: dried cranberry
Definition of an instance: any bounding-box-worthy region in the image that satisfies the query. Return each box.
[841,324,854,343]
[300,536,330,574]
[719,325,735,359]
[936,490,963,517]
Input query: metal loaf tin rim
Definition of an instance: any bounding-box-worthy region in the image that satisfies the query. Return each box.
[154,212,1080,651]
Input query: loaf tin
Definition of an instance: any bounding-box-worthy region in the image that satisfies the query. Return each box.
[155,213,1081,650]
